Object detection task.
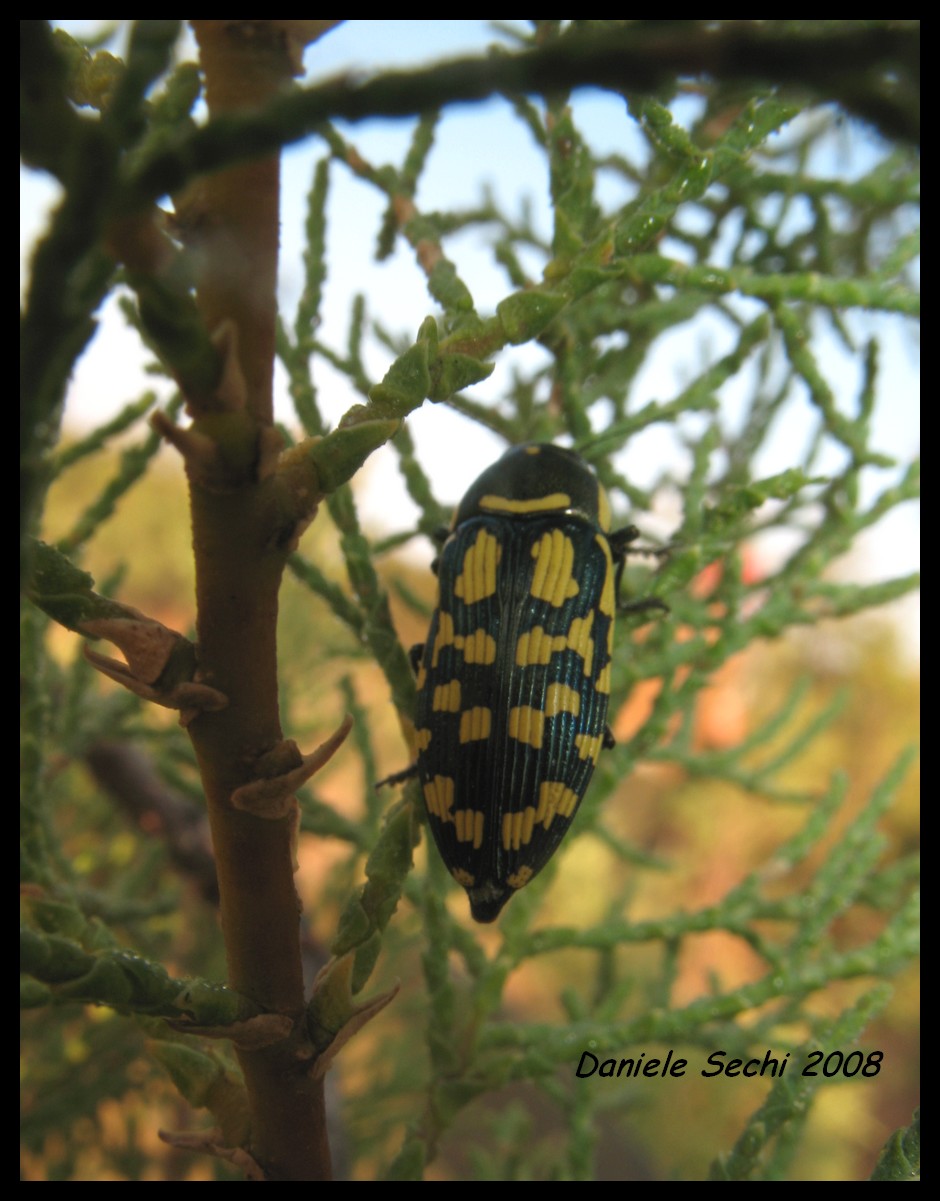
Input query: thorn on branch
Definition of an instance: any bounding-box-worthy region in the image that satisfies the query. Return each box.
[84,644,228,725]
[80,609,184,685]
[306,952,400,1079]
[169,1012,294,1048]
[157,1128,265,1179]
[230,716,354,819]
[151,409,221,473]
[206,320,248,414]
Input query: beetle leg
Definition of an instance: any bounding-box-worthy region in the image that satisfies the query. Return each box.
[610,524,671,617]
[619,596,669,617]
[376,762,418,789]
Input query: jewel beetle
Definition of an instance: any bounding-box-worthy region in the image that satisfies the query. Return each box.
[412,442,664,922]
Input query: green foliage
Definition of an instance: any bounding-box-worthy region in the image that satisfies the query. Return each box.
[21,19,918,1182]
[870,1107,920,1181]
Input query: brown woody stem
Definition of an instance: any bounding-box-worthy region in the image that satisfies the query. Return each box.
[182,21,337,1181]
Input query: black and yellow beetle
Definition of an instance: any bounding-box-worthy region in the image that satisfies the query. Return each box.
[412,442,664,922]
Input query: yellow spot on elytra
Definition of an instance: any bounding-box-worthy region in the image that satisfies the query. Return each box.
[455,528,501,603]
[597,535,616,616]
[459,707,492,743]
[455,628,496,664]
[596,664,612,695]
[508,705,544,749]
[536,780,580,825]
[431,611,455,668]
[502,808,534,851]
[516,612,595,674]
[453,866,475,887]
[455,808,484,847]
[502,781,579,850]
[431,615,497,668]
[565,613,595,675]
[516,626,565,666]
[530,529,579,606]
[432,680,461,711]
[507,865,535,889]
[423,775,454,821]
[544,683,581,717]
[509,687,580,748]
[575,732,604,763]
[415,727,432,750]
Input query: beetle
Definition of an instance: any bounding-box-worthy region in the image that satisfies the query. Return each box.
[412,442,664,922]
